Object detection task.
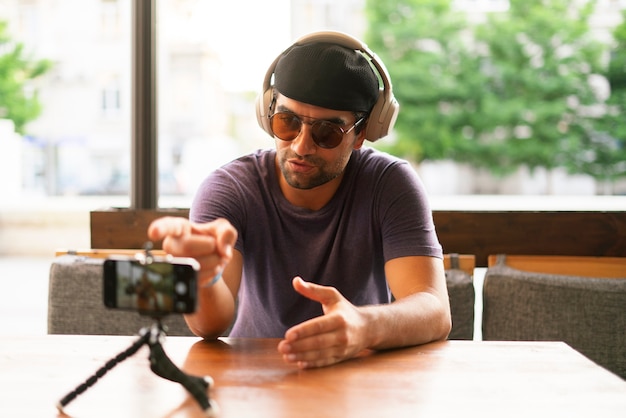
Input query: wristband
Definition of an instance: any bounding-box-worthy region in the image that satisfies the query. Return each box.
[203,270,223,288]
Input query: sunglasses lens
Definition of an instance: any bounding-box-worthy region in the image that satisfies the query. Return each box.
[269,112,345,149]
[311,121,343,149]
[270,113,301,141]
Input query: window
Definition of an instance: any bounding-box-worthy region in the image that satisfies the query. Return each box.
[101,75,122,115]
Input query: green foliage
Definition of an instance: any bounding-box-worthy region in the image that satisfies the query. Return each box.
[0,20,52,135]
[365,0,474,163]
[365,0,618,182]
[574,10,626,184]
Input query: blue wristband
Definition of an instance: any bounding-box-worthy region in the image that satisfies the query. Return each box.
[203,270,223,288]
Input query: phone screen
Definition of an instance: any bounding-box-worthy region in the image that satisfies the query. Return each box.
[103,258,198,315]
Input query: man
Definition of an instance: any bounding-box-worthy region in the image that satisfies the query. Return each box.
[148,31,451,368]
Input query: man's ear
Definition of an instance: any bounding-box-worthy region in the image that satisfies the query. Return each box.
[353,129,367,150]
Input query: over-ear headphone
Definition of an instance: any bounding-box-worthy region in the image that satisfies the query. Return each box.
[255,30,399,142]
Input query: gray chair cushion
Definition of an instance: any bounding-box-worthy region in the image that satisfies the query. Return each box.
[48,255,194,336]
[482,263,626,379]
[49,255,476,339]
[446,268,475,340]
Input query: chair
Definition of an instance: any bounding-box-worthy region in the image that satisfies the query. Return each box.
[48,253,194,336]
[482,254,626,379]
[444,253,476,340]
[49,251,476,339]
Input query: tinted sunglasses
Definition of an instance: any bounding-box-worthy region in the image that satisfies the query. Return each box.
[269,111,365,149]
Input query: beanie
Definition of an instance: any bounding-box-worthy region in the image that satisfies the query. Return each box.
[274,42,380,113]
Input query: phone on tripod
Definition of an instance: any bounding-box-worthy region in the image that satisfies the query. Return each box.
[103,255,199,316]
[61,254,213,415]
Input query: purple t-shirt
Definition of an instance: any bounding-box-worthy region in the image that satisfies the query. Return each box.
[190,147,442,337]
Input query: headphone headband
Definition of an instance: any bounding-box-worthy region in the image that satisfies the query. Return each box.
[255,31,399,142]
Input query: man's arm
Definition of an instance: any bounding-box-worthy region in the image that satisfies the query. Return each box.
[184,250,242,338]
[368,255,451,349]
[277,255,451,368]
[148,216,241,338]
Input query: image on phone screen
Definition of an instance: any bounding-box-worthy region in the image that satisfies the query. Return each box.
[104,258,197,314]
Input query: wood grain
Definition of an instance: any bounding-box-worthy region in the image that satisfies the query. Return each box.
[89,209,626,266]
[487,254,626,278]
[1,336,624,417]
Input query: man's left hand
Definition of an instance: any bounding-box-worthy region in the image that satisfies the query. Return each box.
[277,276,370,368]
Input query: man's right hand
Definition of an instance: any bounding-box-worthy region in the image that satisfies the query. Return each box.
[147,217,237,287]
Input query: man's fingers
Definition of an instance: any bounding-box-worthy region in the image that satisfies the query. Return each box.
[193,253,228,281]
[193,218,238,258]
[292,276,341,306]
[161,233,218,257]
[148,217,237,258]
[147,216,191,241]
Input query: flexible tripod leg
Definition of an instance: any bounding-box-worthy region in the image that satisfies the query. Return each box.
[57,323,218,416]
[147,336,218,416]
[56,331,150,413]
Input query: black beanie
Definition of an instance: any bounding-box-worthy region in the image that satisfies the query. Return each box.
[274,42,380,113]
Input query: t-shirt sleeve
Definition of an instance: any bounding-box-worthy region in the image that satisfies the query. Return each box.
[189,167,247,253]
[375,160,443,261]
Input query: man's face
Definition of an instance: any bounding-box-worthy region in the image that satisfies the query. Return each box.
[273,94,365,190]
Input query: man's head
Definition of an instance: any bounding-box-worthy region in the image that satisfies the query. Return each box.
[255,32,399,200]
[256,31,398,142]
[273,42,379,114]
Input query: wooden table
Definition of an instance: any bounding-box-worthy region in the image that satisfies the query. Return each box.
[1,335,624,417]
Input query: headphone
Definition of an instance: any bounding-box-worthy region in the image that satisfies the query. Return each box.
[255,30,399,142]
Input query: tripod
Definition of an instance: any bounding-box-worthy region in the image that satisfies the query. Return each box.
[56,321,218,416]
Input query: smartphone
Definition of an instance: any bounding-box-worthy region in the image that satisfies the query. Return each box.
[103,255,199,316]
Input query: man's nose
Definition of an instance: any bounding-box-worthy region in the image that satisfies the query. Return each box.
[290,123,317,154]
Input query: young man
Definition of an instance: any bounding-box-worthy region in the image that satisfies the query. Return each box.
[148,31,451,368]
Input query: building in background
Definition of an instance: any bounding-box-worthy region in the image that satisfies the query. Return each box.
[0,0,291,197]
[0,0,624,198]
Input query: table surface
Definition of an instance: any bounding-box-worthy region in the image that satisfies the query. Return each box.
[1,335,624,417]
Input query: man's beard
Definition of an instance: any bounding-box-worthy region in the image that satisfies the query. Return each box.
[277,150,342,190]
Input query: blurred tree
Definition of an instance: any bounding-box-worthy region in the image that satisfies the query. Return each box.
[574,10,626,194]
[364,0,475,164]
[468,0,603,178]
[0,20,51,135]
[365,0,607,183]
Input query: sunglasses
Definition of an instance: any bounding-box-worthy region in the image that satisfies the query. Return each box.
[269,111,365,149]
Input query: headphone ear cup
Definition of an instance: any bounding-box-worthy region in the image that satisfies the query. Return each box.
[255,86,274,136]
[365,89,399,141]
